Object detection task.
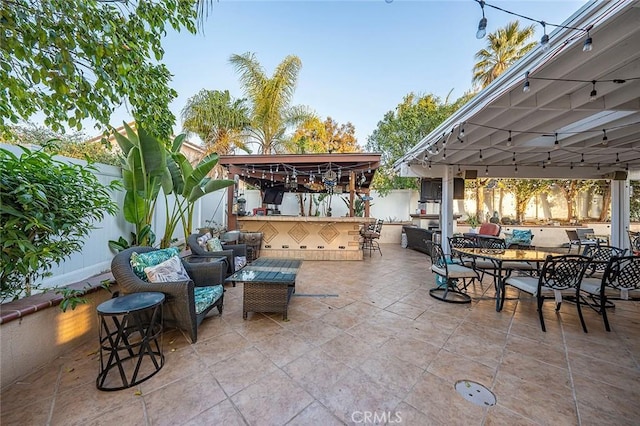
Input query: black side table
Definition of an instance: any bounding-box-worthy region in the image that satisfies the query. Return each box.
[96,292,165,391]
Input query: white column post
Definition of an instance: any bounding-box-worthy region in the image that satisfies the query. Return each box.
[610,179,630,250]
[441,166,455,254]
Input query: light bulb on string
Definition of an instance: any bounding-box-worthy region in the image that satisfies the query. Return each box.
[523,71,531,93]
[583,31,593,52]
[485,165,489,176]
[512,152,516,163]
[506,130,512,147]
[602,129,608,145]
[580,153,585,165]
[570,162,574,170]
[589,80,598,101]
[540,22,550,51]
[479,149,483,160]
[476,1,487,39]
[554,133,559,149]
[616,153,620,163]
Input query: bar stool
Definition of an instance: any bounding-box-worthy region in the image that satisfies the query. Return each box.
[96,292,165,391]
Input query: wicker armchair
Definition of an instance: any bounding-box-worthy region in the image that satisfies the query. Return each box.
[111,247,226,343]
[187,232,247,276]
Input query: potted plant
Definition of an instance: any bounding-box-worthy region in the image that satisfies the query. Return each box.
[466,214,480,233]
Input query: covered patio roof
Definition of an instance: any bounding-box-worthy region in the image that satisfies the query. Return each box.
[396,0,640,180]
[219,153,382,192]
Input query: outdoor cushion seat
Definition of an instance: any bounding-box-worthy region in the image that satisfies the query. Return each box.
[111,246,226,343]
[194,286,224,315]
[431,263,479,279]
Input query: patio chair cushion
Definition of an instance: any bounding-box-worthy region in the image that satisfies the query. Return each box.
[130,247,181,280]
[194,285,224,315]
[504,276,539,295]
[506,229,532,246]
[144,255,190,283]
[431,263,478,279]
[206,237,223,252]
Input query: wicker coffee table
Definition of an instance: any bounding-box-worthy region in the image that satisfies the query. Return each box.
[226,258,302,320]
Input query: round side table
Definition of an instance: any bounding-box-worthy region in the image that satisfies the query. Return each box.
[96,292,165,391]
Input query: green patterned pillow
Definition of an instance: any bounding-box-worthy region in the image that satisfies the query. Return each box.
[130,247,181,281]
[206,237,223,252]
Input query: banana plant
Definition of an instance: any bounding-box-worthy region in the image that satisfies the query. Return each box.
[160,135,234,248]
[111,122,170,247]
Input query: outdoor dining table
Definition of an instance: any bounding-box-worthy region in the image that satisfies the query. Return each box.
[452,247,564,311]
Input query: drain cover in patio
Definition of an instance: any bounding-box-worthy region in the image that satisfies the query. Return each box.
[454,380,496,407]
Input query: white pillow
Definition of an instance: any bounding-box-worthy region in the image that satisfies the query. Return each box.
[197,232,213,248]
[144,255,191,283]
[235,256,247,270]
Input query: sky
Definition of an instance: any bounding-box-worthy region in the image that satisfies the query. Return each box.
[107,0,587,147]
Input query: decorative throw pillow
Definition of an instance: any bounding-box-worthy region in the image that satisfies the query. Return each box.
[235,256,247,271]
[130,247,181,280]
[206,237,223,252]
[197,232,213,248]
[144,255,191,283]
[506,229,532,246]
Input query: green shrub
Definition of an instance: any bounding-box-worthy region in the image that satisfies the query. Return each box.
[0,146,120,302]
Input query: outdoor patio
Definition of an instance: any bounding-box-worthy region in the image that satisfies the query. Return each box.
[1,244,639,425]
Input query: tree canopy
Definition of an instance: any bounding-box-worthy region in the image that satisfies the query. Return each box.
[472,21,536,90]
[229,52,315,154]
[287,117,359,154]
[366,92,473,194]
[181,89,251,155]
[1,0,200,139]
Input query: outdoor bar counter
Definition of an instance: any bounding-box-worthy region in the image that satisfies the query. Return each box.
[237,216,375,260]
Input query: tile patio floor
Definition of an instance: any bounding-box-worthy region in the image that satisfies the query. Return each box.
[1,244,639,425]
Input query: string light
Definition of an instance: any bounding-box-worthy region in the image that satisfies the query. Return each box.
[602,129,608,145]
[581,153,585,164]
[479,149,483,160]
[474,0,592,52]
[554,133,559,147]
[512,152,516,163]
[547,152,551,163]
[589,80,598,102]
[523,71,530,93]
[570,162,574,169]
[476,0,487,39]
[485,165,489,175]
[520,75,636,99]
[583,31,593,52]
[506,130,512,147]
[616,153,620,163]
[540,22,550,52]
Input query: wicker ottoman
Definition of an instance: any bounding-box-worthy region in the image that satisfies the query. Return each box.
[243,281,294,320]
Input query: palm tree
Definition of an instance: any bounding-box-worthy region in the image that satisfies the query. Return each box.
[472,21,536,90]
[181,89,251,156]
[229,52,315,154]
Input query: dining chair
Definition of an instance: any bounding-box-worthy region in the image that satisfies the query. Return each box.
[503,254,590,332]
[425,240,475,304]
[628,231,640,256]
[579,255,640,331]
[361,219,383,256]
[582,245,627,278]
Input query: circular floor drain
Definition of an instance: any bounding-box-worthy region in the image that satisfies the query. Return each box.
[454,380,496,407]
